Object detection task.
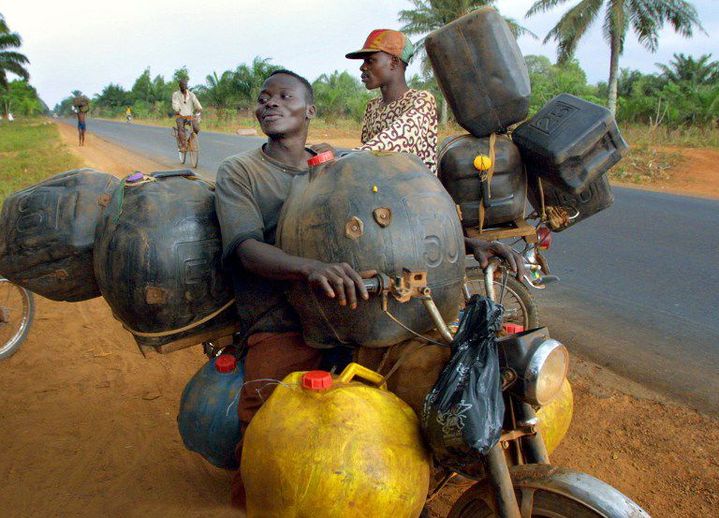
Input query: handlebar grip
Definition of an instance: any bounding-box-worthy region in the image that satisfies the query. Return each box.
[362,277,382,296]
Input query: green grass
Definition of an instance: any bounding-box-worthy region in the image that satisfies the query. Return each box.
[621,124,719,149]
[0,119,82,204]
[609,145,683,184]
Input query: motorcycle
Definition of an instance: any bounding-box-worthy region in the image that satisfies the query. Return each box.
[359,268,649,518]
[201,263,647,516]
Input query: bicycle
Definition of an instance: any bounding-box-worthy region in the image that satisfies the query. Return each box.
[0,276,35,360]
[172,115,200,168]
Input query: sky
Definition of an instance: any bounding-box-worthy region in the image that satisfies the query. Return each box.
[2,0,716,108]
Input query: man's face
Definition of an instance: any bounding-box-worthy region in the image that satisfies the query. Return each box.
[255,74,315,137]
[179,80,188,92]
[359,52,396,90]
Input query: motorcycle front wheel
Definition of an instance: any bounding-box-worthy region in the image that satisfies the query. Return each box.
[448,465,649,518]
[464,267,539,330]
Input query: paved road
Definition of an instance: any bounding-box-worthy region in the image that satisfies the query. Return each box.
[63,118,263,178]
[534,190,719,415]
[67,119,719,415]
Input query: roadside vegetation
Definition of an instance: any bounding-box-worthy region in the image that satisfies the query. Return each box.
[0,119,81,203]
[2,2,716,189]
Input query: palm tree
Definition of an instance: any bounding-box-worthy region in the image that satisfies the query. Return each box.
[232,57,283,111]
[195,70,239,121]
[398,1,536,123]
[656,53,718,87]
[313,71,369,120]
[526,0,705,114]
[0,13,30,91]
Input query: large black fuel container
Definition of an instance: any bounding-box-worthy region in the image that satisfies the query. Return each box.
[0,169,119,301]
[526,173,614,232]
[277,151,465,349]
[512,94,629,194]
[93,171,238,350]
[437,134,527,229]
[425,7,531,138]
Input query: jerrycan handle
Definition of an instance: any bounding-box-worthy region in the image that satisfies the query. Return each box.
[337,362,387,390]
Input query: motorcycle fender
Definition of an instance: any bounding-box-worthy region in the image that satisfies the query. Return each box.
[509,464,650,518]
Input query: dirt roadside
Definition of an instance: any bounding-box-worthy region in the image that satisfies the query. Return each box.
[1,124,717,517]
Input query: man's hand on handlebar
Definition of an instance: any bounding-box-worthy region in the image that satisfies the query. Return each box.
[465,237,529,283]
[303,260,376,309]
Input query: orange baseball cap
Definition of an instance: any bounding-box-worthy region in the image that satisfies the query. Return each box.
[346,29,415,63]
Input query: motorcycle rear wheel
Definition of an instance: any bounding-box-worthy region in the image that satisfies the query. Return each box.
[448,465,649,518]
[464,267,539,329]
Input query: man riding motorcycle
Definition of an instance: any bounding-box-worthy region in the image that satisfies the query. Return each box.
[214,69,525,510]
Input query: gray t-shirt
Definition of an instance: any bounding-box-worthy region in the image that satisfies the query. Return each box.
[214,146,309,339]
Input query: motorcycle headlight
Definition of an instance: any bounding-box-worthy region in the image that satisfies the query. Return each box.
[500,328,570,407]
[524,339,569,406]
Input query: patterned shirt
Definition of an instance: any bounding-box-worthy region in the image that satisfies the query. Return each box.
[359,89,438,174]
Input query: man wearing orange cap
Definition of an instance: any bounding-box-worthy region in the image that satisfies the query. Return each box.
[347,29,438,174]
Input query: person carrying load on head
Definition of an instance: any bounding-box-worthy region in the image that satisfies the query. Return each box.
[72,94,90,146]
[172,78,202,150]
[347,29,438,174]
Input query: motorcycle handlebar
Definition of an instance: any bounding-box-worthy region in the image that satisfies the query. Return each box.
[362,277,382,296]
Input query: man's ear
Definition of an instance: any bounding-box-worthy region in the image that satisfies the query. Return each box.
[306,103,316,120]
[390,56,400,70]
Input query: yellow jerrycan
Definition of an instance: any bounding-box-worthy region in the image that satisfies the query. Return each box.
[241,362,431,518]
[536,379,574,455]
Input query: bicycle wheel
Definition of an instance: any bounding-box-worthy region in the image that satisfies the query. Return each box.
[188,133,199,168]
[464,267,539,329]
[0,278,35,360]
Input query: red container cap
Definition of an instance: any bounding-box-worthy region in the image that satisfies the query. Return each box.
[302,371,333,391]
[215,354,237,373]
[307,151,335,167]
[502,323,525,335]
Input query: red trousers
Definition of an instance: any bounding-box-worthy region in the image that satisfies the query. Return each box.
[231,331,323,508]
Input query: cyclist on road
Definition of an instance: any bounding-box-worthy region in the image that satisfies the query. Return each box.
[172,78,202,150]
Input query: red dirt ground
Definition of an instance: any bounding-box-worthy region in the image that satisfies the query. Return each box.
[1,124,717,517]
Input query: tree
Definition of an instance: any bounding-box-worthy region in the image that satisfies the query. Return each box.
[0,13,29,89]
[524,55,600,113]
[312,71,371,121]
[526,0,705,115]
[131,68,157,104]
[173,66,190,84]
[656,53,719,87]
[195,70,241,121]
[0,79,42,116]
[232,57,282,111]
[398,1,536,124]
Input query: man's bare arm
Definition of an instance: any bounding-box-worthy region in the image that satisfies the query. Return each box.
[235,239,372,309]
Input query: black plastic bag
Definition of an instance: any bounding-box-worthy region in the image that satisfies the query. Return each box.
[421,295,505,472]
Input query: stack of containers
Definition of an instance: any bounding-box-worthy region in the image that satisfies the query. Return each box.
[0,168,240,355]
[426,7,628,232]
[426,7,531,231]
[512,94,628,230]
